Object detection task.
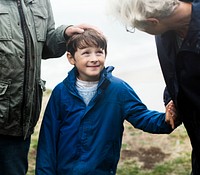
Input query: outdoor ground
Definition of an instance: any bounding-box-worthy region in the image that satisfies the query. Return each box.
[27,90,192,175]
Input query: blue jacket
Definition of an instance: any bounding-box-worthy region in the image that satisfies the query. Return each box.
[36,66,172,175]
[155,0,200,108]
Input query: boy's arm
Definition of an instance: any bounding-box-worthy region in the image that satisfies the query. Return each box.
[123,83,173,134]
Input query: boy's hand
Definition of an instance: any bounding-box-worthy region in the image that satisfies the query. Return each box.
[165,100,177,129]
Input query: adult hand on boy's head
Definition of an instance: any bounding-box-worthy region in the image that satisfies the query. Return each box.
[65,24,102,37]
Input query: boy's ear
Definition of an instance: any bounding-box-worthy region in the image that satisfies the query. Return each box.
[66,52,75,65]
[146,18,159,25]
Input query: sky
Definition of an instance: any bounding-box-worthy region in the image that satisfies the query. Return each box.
[41,0,166,110]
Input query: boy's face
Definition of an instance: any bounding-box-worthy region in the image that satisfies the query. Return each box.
[67,47,106,81]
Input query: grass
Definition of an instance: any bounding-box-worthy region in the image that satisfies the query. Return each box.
[27,91,192,175]
[117,153,191,175]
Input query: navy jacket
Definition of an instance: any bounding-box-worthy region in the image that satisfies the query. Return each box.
[36,66,172,175]
[155,0,200,109]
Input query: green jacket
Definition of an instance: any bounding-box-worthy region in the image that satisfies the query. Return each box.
[0,0,67,138]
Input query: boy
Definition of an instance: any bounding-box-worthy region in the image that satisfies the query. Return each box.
[36,29,176,175]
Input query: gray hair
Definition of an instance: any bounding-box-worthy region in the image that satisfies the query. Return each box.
[108,0,180,31]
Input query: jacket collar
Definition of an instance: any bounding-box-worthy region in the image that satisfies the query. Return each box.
[63,66,114,90]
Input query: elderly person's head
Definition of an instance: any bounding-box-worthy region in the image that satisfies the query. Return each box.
[108,0,180,34]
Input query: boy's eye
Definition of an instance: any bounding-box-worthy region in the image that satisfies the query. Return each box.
[96,50,104,55]
[82,51,90,55]
[97,51,103,54]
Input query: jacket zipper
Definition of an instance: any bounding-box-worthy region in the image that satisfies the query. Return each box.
[17,0,31,139]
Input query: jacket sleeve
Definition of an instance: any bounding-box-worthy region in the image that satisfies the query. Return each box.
[42,0,68,59]
[163,86,172,106]
[36,89,61,175]
[122,83,173,134]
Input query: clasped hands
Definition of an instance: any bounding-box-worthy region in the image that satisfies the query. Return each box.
[165,100,179,129]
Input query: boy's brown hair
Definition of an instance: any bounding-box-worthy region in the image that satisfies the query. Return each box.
[66,28,107,57]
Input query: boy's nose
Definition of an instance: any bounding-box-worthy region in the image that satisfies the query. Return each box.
[90,55,98,61]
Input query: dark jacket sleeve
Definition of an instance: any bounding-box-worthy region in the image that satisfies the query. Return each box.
[163,86,172,106]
